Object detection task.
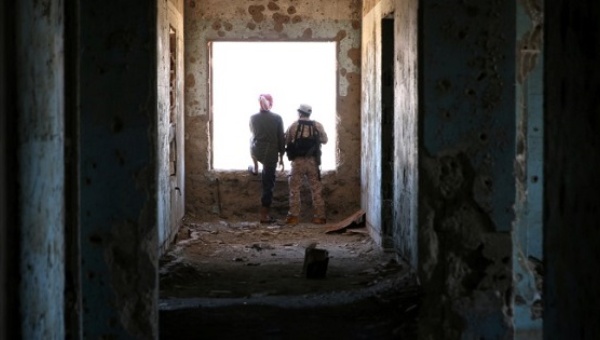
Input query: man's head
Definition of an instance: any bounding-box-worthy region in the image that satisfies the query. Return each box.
[259,94,273,111]
[297,104,312,117]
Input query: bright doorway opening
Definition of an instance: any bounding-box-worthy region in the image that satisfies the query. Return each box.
[210,41,337,171]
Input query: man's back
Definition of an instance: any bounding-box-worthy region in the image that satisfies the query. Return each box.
[251,111,283,143]
[250,111,284,165]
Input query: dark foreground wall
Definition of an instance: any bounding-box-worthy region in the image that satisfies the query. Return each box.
[78,2,158,338]
[544,0,600,338]
[1,1,19,339]
[418,1,516,338]
[16,1,65,338]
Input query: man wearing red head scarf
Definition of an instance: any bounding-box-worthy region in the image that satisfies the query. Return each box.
[249,94,285,223]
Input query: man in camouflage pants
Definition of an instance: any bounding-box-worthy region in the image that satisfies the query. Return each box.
[284,104,328,225]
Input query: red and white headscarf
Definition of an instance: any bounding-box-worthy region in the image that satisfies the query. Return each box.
[259,94,273,111]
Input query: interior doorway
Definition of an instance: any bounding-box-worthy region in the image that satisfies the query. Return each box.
[381,17,395,249]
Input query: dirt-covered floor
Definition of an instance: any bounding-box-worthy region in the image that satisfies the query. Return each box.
[159,214,421,339]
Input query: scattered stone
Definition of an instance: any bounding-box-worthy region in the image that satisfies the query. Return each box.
[250,243,273,251]
[239,221,260,229]
[303,246,329,279]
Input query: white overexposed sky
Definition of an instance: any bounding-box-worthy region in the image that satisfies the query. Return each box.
[211,41,337,171]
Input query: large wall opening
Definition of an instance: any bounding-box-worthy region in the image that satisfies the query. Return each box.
[210,41,337,172]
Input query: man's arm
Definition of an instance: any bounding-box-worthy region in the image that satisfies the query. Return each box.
[277,118,286,170]
[284,121,295,145]
[277,118,286,153]
[316,122,328,144]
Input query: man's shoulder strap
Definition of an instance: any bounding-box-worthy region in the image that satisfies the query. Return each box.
[294,120,318,139]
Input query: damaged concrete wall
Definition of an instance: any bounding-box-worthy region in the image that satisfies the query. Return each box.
[16,1,65,338]
[78,2,158,338]
[360,0,419,269]
[171,0,185,14]
[393,0,419,266]
[362,0,419,262]
[360,0,393,248]
[513,0,544,336]
[418,1,516,338]
[158,0,186,254]
[184,0,362,221]
[545,0,600,338]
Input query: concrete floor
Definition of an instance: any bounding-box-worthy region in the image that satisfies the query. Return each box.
[159,215,421,339]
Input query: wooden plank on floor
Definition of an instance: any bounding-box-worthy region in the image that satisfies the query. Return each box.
[325,209,366,234]
[347,228,368,234]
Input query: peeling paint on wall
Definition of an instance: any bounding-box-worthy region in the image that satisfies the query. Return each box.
[513,0,544,336]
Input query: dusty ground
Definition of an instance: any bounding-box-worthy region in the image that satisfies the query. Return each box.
[159,214,421,339]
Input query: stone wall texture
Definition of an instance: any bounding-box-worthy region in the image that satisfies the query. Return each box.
[184,0,362,221]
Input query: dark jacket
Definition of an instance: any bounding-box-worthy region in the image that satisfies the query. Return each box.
[249,110,285,166]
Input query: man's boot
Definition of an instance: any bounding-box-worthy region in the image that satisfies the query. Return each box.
[286,215,299,225]
[260,206,274,224]
[311,216,327,225]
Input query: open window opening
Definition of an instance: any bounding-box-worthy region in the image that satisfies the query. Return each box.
[210,41,337,172]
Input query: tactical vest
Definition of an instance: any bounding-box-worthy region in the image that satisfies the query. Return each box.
[286,120,321,162]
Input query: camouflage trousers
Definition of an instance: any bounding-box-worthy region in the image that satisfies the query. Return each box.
[287,157,325,218]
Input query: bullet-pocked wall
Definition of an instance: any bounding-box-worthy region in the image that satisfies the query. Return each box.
[364,1,537,337]
[78,2,160,338]
[184,0,362,220]
[418,1,516,338]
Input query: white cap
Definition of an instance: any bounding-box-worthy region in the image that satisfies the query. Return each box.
[297,104,312,115]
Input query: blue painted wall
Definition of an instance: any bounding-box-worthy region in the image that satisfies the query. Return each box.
[513,0,544,336]
[418,0,516,338]
[421,0,516,232]
[16,1,65,338]
[79,2,159,338]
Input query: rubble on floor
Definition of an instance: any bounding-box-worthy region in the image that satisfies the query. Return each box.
[159,215,421,339]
